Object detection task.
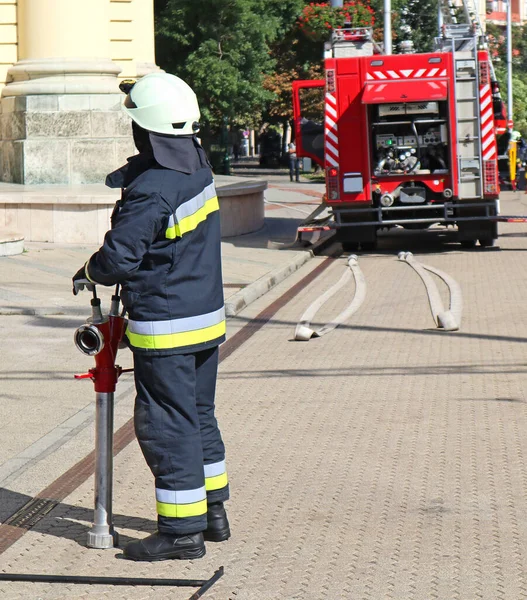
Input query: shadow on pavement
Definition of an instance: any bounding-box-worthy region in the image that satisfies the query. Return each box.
[222,217,308,250]
[226,313,527,345]
[0,488,156,548]
[218,363,527,379]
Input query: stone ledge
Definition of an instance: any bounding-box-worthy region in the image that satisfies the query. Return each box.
[216,180,267,197]
[0,230,24,256]
[0,177,266,243]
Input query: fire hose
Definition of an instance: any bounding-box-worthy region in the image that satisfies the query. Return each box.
[398,251,462,331]
[294,255,367,340]
[294,251,462,340]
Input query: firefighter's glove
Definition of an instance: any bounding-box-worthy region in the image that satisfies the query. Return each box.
[72,265,95,296]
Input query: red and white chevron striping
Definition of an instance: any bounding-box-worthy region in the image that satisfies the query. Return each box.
[325,92,339,168]
[479,83,497,161]
[366,68,448,80]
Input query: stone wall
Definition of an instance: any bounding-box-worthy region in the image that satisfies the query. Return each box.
[0,93,135,184]
[0,177,267,243]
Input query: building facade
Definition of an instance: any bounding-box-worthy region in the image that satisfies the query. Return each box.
[0,0,157,185]
[483,0,525,25]
[0,0,156,91]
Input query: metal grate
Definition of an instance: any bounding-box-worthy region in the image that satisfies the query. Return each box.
[484,159,499,194]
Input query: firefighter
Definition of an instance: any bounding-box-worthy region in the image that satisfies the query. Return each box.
[72,72,230,561]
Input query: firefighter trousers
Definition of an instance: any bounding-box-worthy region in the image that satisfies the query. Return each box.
[133,346,229,535]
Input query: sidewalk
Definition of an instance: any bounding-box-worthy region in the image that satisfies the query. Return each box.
[0,179,326,317]
[0,175,328,535]
[2,189,527,599]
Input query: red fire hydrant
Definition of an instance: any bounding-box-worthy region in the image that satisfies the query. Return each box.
[74,288,130,549]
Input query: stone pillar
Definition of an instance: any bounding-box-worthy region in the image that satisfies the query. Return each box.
[0,0,136,184]
[133,0,159,77]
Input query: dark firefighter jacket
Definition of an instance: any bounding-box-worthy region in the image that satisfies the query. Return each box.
[87,148,225,355]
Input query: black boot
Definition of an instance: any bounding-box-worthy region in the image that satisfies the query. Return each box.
[204,502,231,542]
[123,531,205,561]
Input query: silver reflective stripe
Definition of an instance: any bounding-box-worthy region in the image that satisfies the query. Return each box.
[177,182,216,221]
[128,306,225,336]
[156,486,206,505]
[204,460,226,478]
[167,182,216,229]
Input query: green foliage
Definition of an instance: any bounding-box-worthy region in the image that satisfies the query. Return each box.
[367,0,438,53]
[392,0,438,53]
[494,65,527,135]
[264,0,375,123]
[298,1,375,41]
[155,0,301,129]
[486,23,527,136]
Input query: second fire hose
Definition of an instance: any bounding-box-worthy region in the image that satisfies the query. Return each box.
[294,251,462,340]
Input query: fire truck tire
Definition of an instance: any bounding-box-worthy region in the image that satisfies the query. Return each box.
[402,223,432,230]
[342,242,360,252]
[479,238,497,248]
[460,240,477,249]
[360,241,378,251]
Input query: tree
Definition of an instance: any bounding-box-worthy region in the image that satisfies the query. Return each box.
[393,0,438,53]
[264,0,375,127]
[155,0,294,132]
[486,22,527,135]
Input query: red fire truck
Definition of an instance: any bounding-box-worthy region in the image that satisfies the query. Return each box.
[293,24,505,250]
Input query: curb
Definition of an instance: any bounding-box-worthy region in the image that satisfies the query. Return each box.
[0,233,24,257]
[225,250,313,317]
[224,233,336,317]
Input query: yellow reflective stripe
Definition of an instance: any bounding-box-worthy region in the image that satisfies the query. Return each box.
[166,196,219,239]
[205,472,228,492]
[126,320,226,350]
[156,499,207,518]
[85,262,96,284]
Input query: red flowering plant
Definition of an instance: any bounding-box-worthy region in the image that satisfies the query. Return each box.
[298,1,375,41]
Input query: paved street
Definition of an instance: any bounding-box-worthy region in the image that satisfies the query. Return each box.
[2,181,527,599]
[0,176,324,516]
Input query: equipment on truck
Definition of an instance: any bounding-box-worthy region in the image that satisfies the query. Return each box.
[292,1,510,250]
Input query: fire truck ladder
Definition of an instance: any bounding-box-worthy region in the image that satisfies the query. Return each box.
[439,0,503,201]
[449,28,484,200]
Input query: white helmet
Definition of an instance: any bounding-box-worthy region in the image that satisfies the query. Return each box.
[121,72,200,136]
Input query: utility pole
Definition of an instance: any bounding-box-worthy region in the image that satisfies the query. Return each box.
[507,0,513,131]
[384,0,392,54]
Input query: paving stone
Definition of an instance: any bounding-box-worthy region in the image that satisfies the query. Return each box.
[2,188,527,599]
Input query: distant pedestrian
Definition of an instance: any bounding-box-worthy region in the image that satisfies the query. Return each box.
[288,141,300,182]
[517,160,526,191]
[230,128,241,162]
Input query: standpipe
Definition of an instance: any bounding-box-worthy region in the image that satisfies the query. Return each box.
[73,286,128,549]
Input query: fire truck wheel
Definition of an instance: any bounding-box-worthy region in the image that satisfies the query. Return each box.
[479,238,496,248]
[360,241,378,252]
[342,242,360,252]
[460,240,477,249]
